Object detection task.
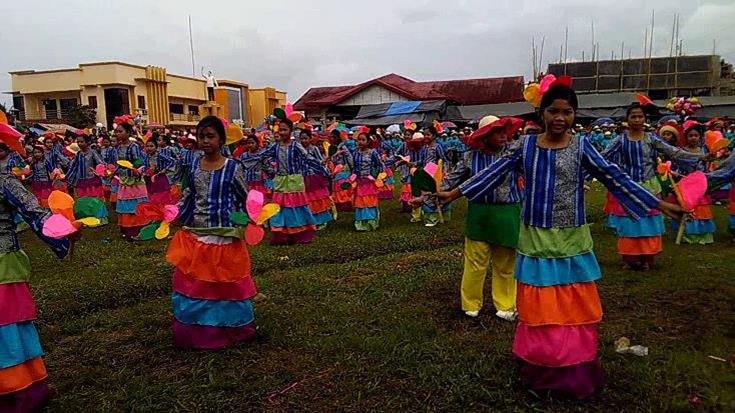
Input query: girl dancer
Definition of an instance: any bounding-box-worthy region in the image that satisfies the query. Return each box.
[66,133,105,199]
[352,132,385,231]
[437,82,683,399]
[299,129,333,229]
[239,134,273,197]
[328,130,354,212]
[142,140,178,205]
[166,115,257,349]
[602,103,709,269]
[259,116,321,245]
[112,116,150,238]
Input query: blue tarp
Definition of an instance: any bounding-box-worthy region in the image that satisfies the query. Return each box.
[383,101,422,116]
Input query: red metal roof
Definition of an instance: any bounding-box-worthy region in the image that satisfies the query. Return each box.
[294,73,524,111]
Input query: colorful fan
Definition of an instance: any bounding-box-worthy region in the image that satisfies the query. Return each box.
[135,202,179,240]
[50,168,66,188]
[403,120,417,131]
[94,164,117,179]
[117,160,144,175]
[12,165,30,181]
[705,130,728,153]
[226,123,245,145]
[0,122,26,157]
[41,191,102,238]
[228,190,281,245]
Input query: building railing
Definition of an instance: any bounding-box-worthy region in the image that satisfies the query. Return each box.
[15,109,71,122]
[169,113,201,122]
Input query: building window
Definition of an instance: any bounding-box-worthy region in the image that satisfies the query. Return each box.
[88,96,98,109]
[59,98,78,119]
[43,99,58,119]
[169,103,184,114]
[137,95,146,109]
[188,105,199,115]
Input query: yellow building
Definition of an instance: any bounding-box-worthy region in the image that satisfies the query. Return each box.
[8,61,286,128]
[248,87,287,126]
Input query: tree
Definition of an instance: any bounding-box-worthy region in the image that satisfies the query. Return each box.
[66,104,97,129]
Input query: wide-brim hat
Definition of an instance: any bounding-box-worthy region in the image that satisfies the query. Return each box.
[467,116,523,150]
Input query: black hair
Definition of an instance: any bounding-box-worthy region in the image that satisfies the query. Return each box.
[118,122,134,134]
[300,129,312,138]
[278,118,294,131]
[330,130,341,139]
[0,143,9,152]
[196,115,226,145]
[424,126,437,136]
[101,135,111,142]
[76,134,92,144]
[245,134,259,145]
[626,103,646,118]
[540,84,579,111]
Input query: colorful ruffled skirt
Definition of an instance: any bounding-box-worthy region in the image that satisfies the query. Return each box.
[729,185,735,234]
[166,228,257,349]
[75,176,104,199]
[116,177,150,237]
[671,202,715,244]
[378,168,394,200]
[607,178,663,266]
[30,180,54,209]
[269,174,317,245]
[0,251,52,411]
[304,175,333,229]
[354,177,379,231]
[331,170,353,212]
[513,224,603,399]
[399,178,412,212]
[146,176,179,206]
[247,180,270,200]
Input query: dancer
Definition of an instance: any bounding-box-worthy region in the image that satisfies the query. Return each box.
[299,129,333,230]
[328,130,354,212]
[142,139,178,205]
[166,115,257,349]
[601,103,709,269]
[420,126,450,226]
[396,131,425,221]
[259,115,320,245]
[352,132,385,231]
[239,134,273,197]
[66,133,105,199]
[437,82,683,399]
[0,173,71,412]
[112,115,150,238]
[437,115,522,320]
[28,146,57,208]
[670,121,715,244]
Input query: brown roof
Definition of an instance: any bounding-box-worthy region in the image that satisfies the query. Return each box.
[294,73,524,111]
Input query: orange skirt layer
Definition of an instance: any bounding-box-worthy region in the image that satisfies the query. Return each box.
[690,204,713,220]
[332,190,352,204]
[0,357,47,395]
[354,195,379,209]
[118,214,150,227]
[166,230,250,283]
[517,282,602,326]
[616,235,662,255]
[309,197,332,214]
[270,223,317,234]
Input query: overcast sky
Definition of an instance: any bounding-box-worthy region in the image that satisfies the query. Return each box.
[2,0,734,107]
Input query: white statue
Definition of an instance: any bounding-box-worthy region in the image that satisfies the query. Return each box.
[201,67,219,101]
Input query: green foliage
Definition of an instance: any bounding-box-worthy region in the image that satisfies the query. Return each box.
[65,104,97,128]
[20,184,735,411]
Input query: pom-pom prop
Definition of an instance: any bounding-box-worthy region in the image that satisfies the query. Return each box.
[705,130,728,153]
[135,202,179,241]
[0,123,26,157]
[403,119,417,131]
[42,191,102,239]
[665,96,702,117]
[228,190,281,245]
[411,160,446,223]
[11,165,30,181]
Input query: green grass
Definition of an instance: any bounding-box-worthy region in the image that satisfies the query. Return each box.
[18,184,735,412]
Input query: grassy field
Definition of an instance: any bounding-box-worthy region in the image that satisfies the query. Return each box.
[20,185,735,412]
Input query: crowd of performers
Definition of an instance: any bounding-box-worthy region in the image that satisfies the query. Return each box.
[5,82,735,411]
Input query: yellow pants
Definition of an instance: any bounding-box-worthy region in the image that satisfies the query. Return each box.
[461,237,517,312]
[410,207,422,222]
